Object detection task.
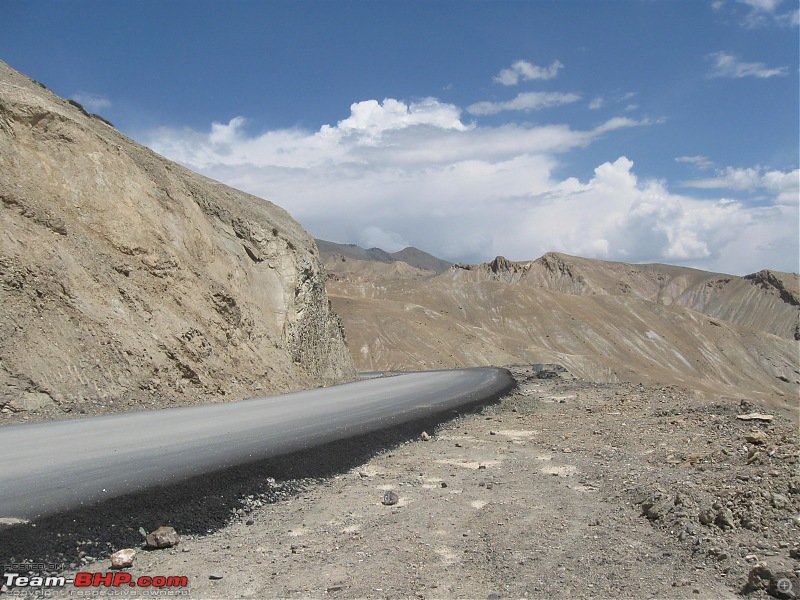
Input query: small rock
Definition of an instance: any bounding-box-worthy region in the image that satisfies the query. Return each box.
[246,520,254,526]
[745,431,768,445]
[489,431,496,435]
[744,564,797,599]
[440,482,448,488]
[110,548,136,569]
[327,585,344,593]
[382,490,399,506]
[420,431,430,441]
[145,526,180,549]
[737,413,773,422]
[454,442,463,448]
[772,493,789,510]
[698,508,715,525]
[209,574,223,580]
[478,465,487,470]
[715,508,735,530]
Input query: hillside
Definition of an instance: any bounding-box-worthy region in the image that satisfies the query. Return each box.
[446,253,799,340]
[325,251,799,410]
[0,60,355,422]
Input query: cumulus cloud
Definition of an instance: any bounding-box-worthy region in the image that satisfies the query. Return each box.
[144,98,797,275]
[493,60,564,86]
[467,92,581,115]
[70,92,111,112]
[707,51,788,78]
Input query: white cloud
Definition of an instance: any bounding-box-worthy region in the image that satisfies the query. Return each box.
[70,92,111,112]
[333,97,469,137]
[467,91,581,115]
[739,0,800,26]
[493,60,564,86]
[588,97,604,110]
[708,51,788,78]
[358,226,409,252]
[676,155,715,170]
[144,99,797,275]
[682,166,800,206]
[713,0,799,27]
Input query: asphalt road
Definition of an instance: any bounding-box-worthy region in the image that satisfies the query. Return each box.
[0,368,514,522]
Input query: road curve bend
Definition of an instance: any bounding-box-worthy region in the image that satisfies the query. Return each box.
[0,367,514,522]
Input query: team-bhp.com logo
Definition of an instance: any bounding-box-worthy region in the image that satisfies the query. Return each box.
[4,571,188,590]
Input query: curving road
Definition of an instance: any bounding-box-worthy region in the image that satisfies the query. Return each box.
[0,368,514,522]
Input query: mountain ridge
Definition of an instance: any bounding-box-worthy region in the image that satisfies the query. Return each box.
[324,248,798,408]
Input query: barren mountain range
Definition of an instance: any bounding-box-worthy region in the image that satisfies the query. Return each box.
[321,243,799,412]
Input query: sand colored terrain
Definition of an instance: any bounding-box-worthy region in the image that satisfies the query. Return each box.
[325,254,799,410]
[0,60,355,423]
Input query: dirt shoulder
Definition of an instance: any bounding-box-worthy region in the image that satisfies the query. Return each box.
[2,366,798,599]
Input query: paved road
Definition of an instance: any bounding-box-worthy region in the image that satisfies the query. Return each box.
[0,368,513,522]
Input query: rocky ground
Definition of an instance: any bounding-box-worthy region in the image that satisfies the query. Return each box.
[1,366,798,599]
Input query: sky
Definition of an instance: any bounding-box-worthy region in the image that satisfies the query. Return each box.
[1,0,798,275]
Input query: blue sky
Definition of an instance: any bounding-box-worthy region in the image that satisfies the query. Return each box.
[2,0,798,274]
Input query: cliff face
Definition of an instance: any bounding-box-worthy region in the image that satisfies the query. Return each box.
[0,61,355,421]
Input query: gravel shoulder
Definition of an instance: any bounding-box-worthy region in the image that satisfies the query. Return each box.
[2,366,798,599]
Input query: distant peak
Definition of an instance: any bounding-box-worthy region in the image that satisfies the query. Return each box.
[489,256,517,273]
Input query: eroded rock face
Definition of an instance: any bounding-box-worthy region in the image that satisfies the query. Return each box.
[0,60,355,421]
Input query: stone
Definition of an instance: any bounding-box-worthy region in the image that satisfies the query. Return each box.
[698,508,715,525]
[420,431,430,441]
[771,493,789,510]
[745,431,768,445]
[110,548,136,569]
[737,413,774,422]
[209,574,223,580]
[382,490,399,506]
[744,564,797,599]
[715,508,735,530]
[145,526,180,549]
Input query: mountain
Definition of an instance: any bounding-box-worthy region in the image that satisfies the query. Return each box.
[326,251,799,409]
[445,253,799,340]
[316,239,452,273]
[0,60,355,421]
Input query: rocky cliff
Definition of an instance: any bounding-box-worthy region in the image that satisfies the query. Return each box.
[0,60,355,422]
